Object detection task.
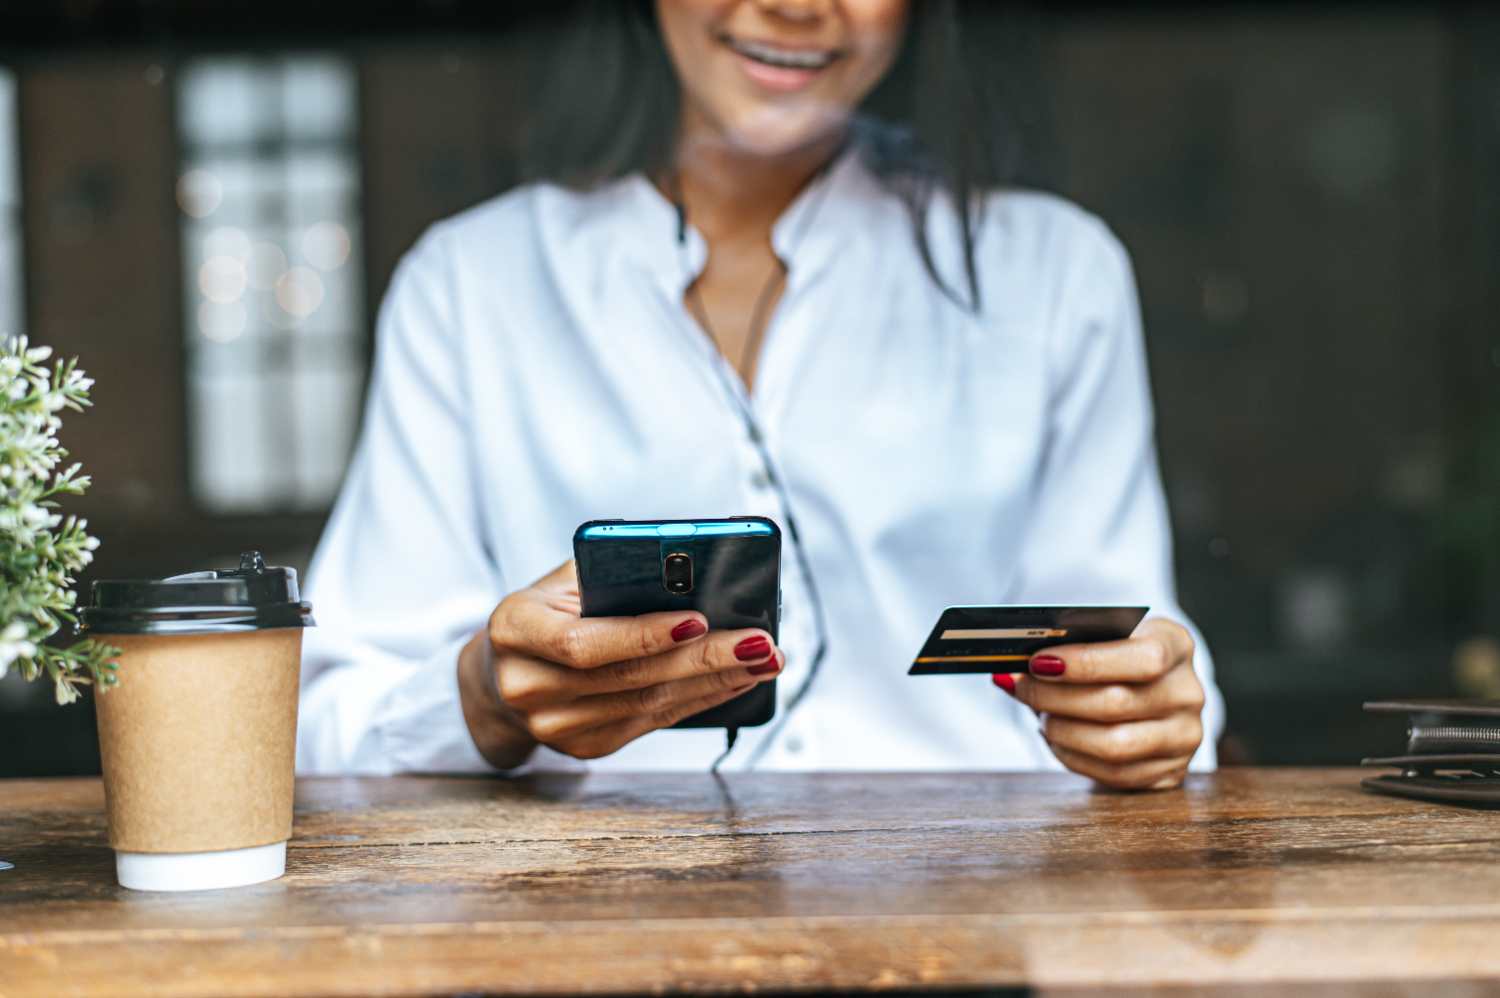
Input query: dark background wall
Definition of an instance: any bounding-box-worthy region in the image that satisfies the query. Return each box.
[1045,8,1485,762]
[2,1,1497,774]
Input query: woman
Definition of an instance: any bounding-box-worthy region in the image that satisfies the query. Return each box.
[297,0,1222,788]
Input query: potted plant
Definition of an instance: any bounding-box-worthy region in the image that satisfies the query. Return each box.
[0,337,115,703]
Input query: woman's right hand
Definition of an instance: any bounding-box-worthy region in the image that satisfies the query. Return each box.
[456,561,783,769]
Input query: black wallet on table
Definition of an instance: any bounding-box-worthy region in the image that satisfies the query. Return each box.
[1361,699,1500,804]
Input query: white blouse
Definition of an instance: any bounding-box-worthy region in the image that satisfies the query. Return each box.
[295,149,1224,775]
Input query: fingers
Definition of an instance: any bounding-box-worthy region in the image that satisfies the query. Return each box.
[532,559,581,596]
[492,568,712,671]
[1047,742,1191,790]
[990,623,1205,790]
[580,629,780,696]
[484,560,786,763]
[498,627,779,706]
[527,650,784,744]
[552,679,765,760]
[1024,618,1194,685]
[1011,656,1205,722]
[540,610,713,670]
[1040,710,1203,789]
[457,630,539,770]
[1042,709,1203,764]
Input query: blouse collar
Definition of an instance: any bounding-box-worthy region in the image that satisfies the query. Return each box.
[614,141,876,303]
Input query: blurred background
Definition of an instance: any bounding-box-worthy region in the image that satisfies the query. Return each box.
[2,0,1499,775]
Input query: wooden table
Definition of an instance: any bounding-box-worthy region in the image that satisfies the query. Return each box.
[3,768,1500,997]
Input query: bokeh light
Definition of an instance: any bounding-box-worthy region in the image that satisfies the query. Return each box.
[176,169,223,217]
[275,267,324,317]
[302,221,351,271]
[246,242,288,291]
[262,293,300,330]
[198,300,247,342]
[199,255,247,303]
[202,226,251,263]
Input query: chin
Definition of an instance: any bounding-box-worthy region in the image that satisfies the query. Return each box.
[718,100,852,159]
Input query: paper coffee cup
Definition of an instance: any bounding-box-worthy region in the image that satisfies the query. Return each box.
[80,551,314,892]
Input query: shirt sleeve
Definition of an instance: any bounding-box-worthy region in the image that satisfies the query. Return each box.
[295,226,502,775]
[1008,214,1225,770]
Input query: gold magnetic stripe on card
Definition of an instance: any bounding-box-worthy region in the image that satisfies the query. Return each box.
[942,628,1067,639]
[914,655,1032,663]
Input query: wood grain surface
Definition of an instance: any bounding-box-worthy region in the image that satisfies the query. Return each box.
[2,768,1499,997]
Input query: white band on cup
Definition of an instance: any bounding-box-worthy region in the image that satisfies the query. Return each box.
[115,840,286,892]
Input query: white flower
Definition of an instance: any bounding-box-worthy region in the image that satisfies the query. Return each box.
[0,339,108,697]
[54,676,78,705]
[0,623,34,674]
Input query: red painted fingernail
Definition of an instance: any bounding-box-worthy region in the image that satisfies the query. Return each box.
[747,659,780,676]
[671,619,707,642]
[734,636,772,661]
[730,683,754,694]
[1030,655,1065,677]
[992,673,1016,694]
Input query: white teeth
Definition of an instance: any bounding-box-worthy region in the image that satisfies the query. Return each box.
[725,36,836,71]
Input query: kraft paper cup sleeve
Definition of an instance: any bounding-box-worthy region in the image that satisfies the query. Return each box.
[95,629,302,854]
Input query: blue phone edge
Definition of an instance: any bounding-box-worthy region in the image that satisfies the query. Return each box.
[575,517,780,541]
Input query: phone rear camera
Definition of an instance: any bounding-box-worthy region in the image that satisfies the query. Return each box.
[663,553,693,594]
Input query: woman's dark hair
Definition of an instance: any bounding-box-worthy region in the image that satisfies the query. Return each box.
[523,1,1053,311]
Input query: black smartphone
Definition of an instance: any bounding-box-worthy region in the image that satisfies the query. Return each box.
[573,517,780,729]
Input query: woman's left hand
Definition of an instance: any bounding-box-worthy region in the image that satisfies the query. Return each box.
[993,618,1205,790]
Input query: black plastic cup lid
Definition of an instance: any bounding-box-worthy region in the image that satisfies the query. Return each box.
[79,551,316,636]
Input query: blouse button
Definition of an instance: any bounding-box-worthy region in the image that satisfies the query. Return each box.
[750,470,772,490]
[785,735,804,754]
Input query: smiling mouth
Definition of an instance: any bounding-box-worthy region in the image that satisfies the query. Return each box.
[721,34,841,71]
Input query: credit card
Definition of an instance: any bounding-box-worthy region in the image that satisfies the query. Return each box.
[907,605,1148,675]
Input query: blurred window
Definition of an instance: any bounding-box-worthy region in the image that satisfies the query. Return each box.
[176,55,366,513]
[0,69,22,343]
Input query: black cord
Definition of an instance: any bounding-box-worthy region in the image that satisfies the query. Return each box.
[710,726,739,773]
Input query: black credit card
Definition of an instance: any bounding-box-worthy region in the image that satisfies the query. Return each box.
[907,605,1148,675]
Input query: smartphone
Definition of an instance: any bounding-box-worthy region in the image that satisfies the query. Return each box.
[573,517,780,729]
